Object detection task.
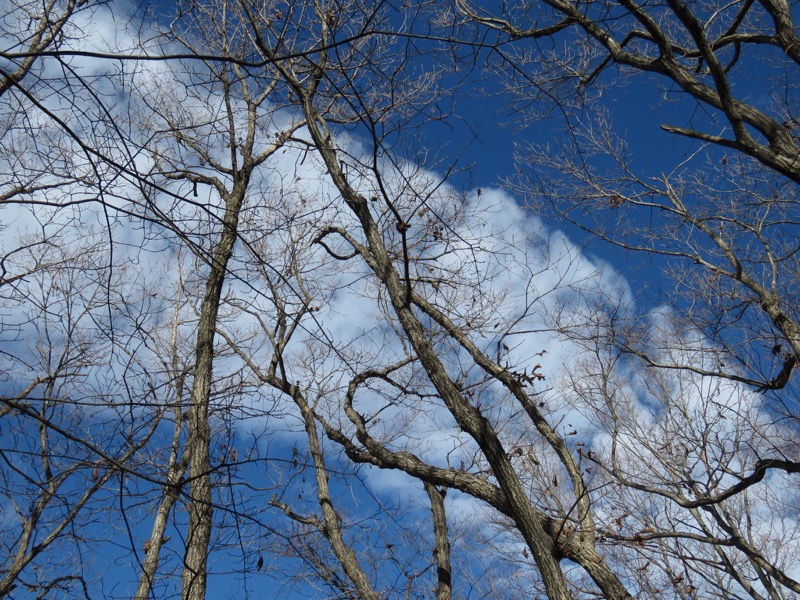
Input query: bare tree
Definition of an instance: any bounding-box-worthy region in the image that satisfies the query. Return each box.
[546,307,800,598]
[142,0,631,596]
[456,0,800,394]
[4,0,799,598]
[0,0,88,99]
[454,0,800,597]
[129,13,308,597]
[229,2,640,592]
[0,227,174,596]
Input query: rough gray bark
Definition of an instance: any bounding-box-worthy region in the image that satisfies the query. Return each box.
[181,187,244,599]
[288,87,577,600]
[242,10,634,589]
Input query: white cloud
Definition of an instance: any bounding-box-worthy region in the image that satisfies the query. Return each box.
[2,5,795,596]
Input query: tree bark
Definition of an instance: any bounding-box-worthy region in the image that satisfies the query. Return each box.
[424,483,452,600]
[181,186,245,600]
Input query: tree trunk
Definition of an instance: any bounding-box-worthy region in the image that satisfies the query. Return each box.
[181,188,244,600]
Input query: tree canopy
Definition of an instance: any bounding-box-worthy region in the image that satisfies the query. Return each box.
[1,0,798,598]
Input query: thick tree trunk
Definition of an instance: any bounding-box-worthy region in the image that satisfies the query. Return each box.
[295,100,574,600]
[181,189,244,600]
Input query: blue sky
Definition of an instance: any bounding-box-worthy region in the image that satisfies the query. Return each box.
[1,0,798,598]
